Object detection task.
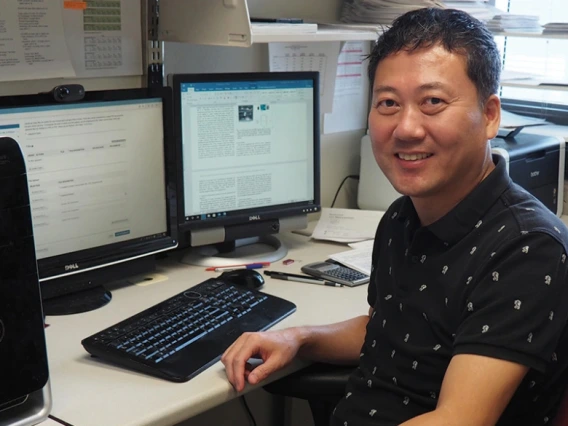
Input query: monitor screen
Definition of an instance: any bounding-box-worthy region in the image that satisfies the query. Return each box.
[170,72,320,265]
[0,88,178,315]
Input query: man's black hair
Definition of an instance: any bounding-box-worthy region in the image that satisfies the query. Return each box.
[368,8,501,103]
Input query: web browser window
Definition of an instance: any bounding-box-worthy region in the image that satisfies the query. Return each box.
[0,99,168,259]
[179,79,315,219]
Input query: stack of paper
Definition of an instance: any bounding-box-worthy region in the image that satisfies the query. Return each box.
[542,22,568,35]
[443,1,500,21]
[485,14,542,33]
[340,0,445,25]
[339,0,500,25]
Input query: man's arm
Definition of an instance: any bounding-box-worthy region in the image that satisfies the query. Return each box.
[297,307,373,362]
[400,354,528,426]
[222,307,372,392]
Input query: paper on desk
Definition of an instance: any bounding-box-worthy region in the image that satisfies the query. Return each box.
[348,239,375,250]
[330,244,373,276]
[311,208,384,243]
[269,42,340,114]
[323,41,370,134]
[0,0,75,82]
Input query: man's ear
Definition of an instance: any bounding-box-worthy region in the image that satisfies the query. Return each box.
[484,94,501,139]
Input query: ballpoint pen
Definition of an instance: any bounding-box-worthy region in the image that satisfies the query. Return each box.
[264,270,342,287]
[205,262,270,272]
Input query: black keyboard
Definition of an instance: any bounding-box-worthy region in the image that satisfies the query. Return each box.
[81,278,296,382]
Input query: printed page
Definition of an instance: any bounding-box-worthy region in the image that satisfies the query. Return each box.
[62,0,143,78]
[323,41,370,134]
[329,245,373,276]
[269,42,340,114]
[0,0,75,82]
[311,207,384,243]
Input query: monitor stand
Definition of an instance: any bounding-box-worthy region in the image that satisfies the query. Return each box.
[180,235,288,268]
[42,286,112,317]
[41,256,156,316]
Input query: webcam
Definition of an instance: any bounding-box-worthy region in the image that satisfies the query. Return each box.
[50,84,85,103]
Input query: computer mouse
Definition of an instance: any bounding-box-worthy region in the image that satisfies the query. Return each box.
[219,269,265,290]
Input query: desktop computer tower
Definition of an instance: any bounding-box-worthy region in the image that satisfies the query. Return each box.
[0,137,51,425]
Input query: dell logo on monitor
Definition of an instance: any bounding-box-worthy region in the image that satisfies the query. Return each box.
[65,263,80,271]
[249,215,261,221]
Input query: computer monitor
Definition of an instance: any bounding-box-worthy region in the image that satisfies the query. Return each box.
[0,88,178,315]
[169,72,321,266]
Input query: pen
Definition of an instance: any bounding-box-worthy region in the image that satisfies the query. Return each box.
[207,263,269,272]
[264,270,342,287]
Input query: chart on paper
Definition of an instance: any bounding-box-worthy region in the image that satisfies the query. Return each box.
[269,42,341,113]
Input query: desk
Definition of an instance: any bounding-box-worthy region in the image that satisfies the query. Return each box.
[44,232,369,426]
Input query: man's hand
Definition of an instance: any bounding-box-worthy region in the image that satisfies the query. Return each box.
[222,313,371,392]
[221,328,303,392]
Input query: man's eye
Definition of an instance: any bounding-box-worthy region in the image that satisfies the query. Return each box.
[378,99,396,108]
[426,97,443,105]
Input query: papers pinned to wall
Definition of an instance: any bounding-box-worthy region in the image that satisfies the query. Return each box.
[269,41,340,114]
[0,0,142,83]
[323,41,370,134]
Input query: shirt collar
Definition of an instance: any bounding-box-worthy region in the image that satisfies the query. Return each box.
[396,154,511,245]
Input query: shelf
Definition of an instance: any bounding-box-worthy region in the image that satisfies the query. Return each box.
[158,0,379,47]
[252,26,380,43]
[492,31,568,39]
[157,0,568,46]
[501,81,568,91]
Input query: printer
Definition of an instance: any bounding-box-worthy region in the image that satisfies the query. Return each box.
[358,132,565,216]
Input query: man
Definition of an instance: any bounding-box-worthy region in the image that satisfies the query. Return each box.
[222,8,568,425]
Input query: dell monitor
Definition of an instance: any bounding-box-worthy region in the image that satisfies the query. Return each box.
[169,72,321,266]
[0,87,178,315]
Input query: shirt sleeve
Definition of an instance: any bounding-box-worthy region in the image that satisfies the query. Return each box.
[367,213,387,308]
[453,231,568,373]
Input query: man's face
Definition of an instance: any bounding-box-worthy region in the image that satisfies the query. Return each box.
[368,44,499,203]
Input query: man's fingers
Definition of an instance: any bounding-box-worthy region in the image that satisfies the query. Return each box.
[247,357,281,385]
[222,334,251,390]
[222,333,261,392]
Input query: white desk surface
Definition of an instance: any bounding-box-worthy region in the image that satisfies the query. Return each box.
[44,232,369,426]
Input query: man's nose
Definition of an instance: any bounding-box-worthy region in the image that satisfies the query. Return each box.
[392,106,426,142]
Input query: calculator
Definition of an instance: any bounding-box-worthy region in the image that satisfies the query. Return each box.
[301,261,370,287]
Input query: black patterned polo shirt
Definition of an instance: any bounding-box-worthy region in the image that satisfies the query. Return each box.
[331,155,568,426]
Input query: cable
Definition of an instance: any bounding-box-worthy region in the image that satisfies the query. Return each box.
[239,395,257,426]
[330,174,360,208]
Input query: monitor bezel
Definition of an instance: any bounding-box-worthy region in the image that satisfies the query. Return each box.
[170,71,321,234]
[0,87,178,280]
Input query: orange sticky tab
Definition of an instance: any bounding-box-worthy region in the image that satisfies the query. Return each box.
[64,1,87,10]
